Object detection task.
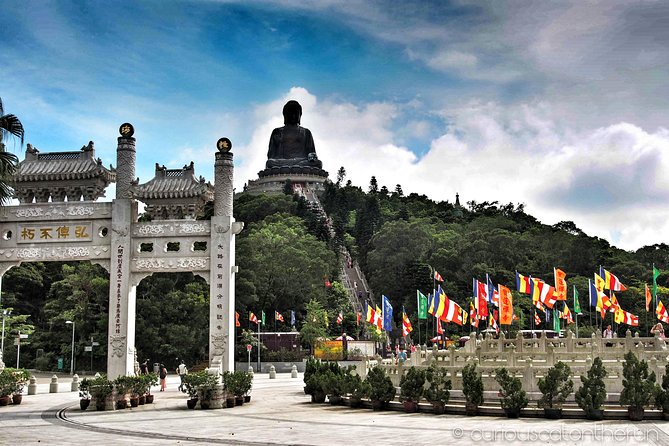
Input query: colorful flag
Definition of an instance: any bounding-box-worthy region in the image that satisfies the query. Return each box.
[440,294,464,326]
[433,288,448,319]
[588,279,601,308]
[553,308,561,333]
[534,312,541,325]
[489,313,499,333]
[562,305,574,324]
[275,311,284,323]
[356,312,361,326]
[336,311,343,324]
[249,312,258,324]
[235,311,241,327]
[366,303,376,324]
[402,308,413,336]
[594,273,606,292]
[434,270,444,282]
[574,286,582,314]
[499,284,513,325]
[615,308,638,326]
[554,268,567,301]
[375,305,383,330]
[291,310,296,326]
[646,284,653,312]
[417,290,428,319]
[487,274,499,306]
[600,267,628,292]
[382,295,393,331]
[436,318,444,335]
[531,278,557,309]
[653,266,662,298]
[657,301,669,323]
[470,302,479,328]
[609,293,620,312]
[474,278,489,317]
[261,310,266,326]
[516,271,531,294]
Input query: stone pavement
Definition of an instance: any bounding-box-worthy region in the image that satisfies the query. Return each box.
[2,373,669,446]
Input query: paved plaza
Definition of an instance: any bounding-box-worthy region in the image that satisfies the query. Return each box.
[2,373,669,445]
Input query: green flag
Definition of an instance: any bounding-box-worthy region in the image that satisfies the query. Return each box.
[553,308,560,333]
[261,310,266,326]
[653,265,661,298]
[417,290,428,319]
[573,286,581,314]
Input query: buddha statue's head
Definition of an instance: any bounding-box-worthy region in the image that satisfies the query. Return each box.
[283,100,302,126]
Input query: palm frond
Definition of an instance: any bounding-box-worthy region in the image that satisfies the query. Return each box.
[0,114,25,145]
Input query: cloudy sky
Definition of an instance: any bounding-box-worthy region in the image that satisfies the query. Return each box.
[2,1,668,251]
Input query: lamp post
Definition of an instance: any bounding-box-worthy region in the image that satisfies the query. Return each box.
[65,320,75,375]
[1,309,11,358]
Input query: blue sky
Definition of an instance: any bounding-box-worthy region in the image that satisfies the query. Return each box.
[2,1,669,251]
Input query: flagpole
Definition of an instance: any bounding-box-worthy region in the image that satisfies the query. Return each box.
[257,317,261,373]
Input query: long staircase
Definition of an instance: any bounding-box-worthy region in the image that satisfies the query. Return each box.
[294,184,372,314]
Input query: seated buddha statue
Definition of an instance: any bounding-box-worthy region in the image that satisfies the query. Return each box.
[266,100,322,169]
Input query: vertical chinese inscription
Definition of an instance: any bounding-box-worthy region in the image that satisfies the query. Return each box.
[115,245,124,335]
[215,243,225,332]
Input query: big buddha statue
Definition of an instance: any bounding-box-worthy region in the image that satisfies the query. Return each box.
[265,100,322,169]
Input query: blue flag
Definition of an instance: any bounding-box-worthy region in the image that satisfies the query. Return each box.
[382,295,393,331]
[290,310,296,326]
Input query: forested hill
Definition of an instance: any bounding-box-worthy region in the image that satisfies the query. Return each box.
[315,172,668,336]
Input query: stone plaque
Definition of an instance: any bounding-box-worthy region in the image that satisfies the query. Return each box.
[17,222,93,243]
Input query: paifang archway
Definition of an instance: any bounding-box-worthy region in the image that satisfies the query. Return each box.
[0,126,241,378]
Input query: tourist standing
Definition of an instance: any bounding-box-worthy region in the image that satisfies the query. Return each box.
[603,325,613,339]
[651,322,665,339]
[159,363,168,391]
[176,360,188,391]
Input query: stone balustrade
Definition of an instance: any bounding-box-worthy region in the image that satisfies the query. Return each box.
[360,330,668,397]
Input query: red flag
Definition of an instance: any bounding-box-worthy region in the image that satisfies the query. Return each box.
[499,285,513,325]
[434,270,444,282]
[336,312,343,324]
[249,312,258,324]
[534,312,541,325]
[646,284,653,312]
[275,311,284,323]
[356,312,361,326]
[554,268,567,301]
[402,311,413,336]
[235,311,241,327]
[437,319,443,334]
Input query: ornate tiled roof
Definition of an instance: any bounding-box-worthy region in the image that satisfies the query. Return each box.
[132,162,213,200]
[12,142,116,203]
[15,142,115,182]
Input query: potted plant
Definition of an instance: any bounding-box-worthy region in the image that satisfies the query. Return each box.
[575,357,607,420]
[495,367,528,418]
[322,369,347,405]
[343,373,369,408]
[305,368,327,403]
[0,369,17,406]
[129,375,147,406]
[182,371,208,409]
[90,376,114,411]
[655,363,669,420]
[113,375,132,409]
[538,362,573,419]
[364,366,396,411]
[619,351,658,421]
[144,373,158,403]
[79,377,92,410]
[462,363,484,416]
[226,371,252,406]
[424,363,452,415]
[8,368,30,405]
[399,366,426,413]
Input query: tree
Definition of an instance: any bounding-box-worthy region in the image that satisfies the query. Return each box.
[368,176,378,193]
[394,184,403,197]
[336,166,346,186]
[0,97,22,204]
[299,299,328,353]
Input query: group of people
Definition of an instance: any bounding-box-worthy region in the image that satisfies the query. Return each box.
[603,323,665,339]
[138,358,188,392]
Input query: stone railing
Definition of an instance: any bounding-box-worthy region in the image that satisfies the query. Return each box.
[360,331,668,397]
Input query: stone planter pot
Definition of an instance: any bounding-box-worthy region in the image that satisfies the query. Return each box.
[504,407,521,418]
[465,402,478,416]
[403,401,419,413]
[628,407,644,421]
[80,399,91,411]
[312,390,326,404]
[12,394,23,405]
[145,394,154,404]
[226,397,236,408]
[544,408,562,419]
[349,396,363,408]
[244,395,251,403]
[329,395,343,405]
[129,397,139,407]
[371,399,385,411]
[235,396,244,406]
[432,401,446,415]
[0,395,11,406]
[187,398,198,409]
[116,399,128,410]
[585,409,604,421]
[138,395,146,405]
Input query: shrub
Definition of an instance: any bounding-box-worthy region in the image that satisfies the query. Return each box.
[575,357,607,418]
[620,351,658,410]
[365,366,396,403]
[399,366,426,402]
[538,362,573,409]
[424,363,452,404]
[495,368,528,413]
[462,363,484,406]
[655,363,669,412]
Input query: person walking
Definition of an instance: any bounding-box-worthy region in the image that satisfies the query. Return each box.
[176,360,188,391]
[159,363,168,391]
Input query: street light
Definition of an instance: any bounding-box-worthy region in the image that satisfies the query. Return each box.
[65,320,75,375]
[1,309,11,359]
